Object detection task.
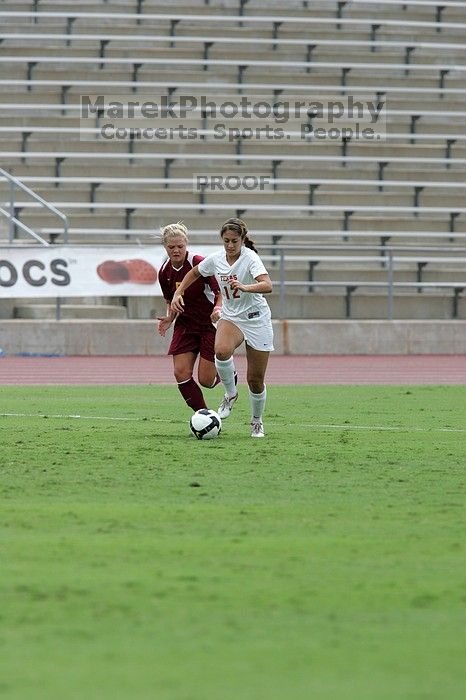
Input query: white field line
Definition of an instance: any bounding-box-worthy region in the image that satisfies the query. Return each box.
[298,423,466,433]
[1,412,465,433]
[0,412,164,422]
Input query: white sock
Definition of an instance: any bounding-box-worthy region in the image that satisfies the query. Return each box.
[215,356,237,398]
[249,386,266,421]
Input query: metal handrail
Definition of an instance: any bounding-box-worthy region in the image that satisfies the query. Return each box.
[0,167,68,245]
[0,206,50,246]
[0,241,461,321]
[270,247,466,320]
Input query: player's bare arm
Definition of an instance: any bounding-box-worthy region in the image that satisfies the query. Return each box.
[230,274,273,294]
[210,291,223,324]
[171,265,201,312]
[157,303,178,337]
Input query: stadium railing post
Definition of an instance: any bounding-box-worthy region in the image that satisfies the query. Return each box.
[387,250,394,320]
[279,248,285,320]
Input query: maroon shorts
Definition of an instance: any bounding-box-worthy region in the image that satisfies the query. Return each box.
[168,322,216,362]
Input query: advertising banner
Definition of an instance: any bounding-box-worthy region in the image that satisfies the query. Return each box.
[0,245,219,298]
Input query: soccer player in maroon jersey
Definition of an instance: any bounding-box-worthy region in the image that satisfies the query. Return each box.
[157,222,222,411]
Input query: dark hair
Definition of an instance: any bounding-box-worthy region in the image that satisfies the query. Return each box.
[220,217,258,253]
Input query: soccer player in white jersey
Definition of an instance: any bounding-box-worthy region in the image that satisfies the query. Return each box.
[171,218,273,438]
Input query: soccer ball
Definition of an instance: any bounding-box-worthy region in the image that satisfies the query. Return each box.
[189,409,222,440]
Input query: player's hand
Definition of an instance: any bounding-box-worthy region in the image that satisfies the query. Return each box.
[171,293,184,314]
[211,306,221,324]
[230,280,247,292]
[156,316,172,337]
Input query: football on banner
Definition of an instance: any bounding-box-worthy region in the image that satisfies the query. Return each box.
[189,409,222,440]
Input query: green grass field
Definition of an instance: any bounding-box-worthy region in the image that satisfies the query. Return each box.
[1,384,465,700]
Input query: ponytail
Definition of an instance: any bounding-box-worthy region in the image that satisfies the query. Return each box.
[243,233,258,253]
[220,217,258,253]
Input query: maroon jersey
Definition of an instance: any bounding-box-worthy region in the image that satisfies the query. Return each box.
[159,252,219,328]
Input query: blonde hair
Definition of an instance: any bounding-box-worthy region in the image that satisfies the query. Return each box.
[160,221,188,245]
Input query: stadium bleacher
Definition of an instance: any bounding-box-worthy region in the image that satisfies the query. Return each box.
[0,0,465,321]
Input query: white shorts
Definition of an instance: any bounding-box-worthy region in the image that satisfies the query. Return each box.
[220,312,274,352]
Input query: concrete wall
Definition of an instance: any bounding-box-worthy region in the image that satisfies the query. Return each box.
[0,320,465,355]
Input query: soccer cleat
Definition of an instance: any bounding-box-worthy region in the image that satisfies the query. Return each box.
[218,393,238,419]
[250,419,265,438]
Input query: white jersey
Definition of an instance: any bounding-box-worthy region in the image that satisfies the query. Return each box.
[197,246,271,322]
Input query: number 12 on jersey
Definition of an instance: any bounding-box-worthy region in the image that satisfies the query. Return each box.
[223,285,240,300]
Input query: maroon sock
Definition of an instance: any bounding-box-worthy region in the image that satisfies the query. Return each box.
[177,378,207,411]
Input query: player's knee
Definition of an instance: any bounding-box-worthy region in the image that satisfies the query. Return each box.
[215,349,232,362]
[174,370,192,383]
[248,378,264,394]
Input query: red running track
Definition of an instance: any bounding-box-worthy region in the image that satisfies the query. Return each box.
[0,355,464,384]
